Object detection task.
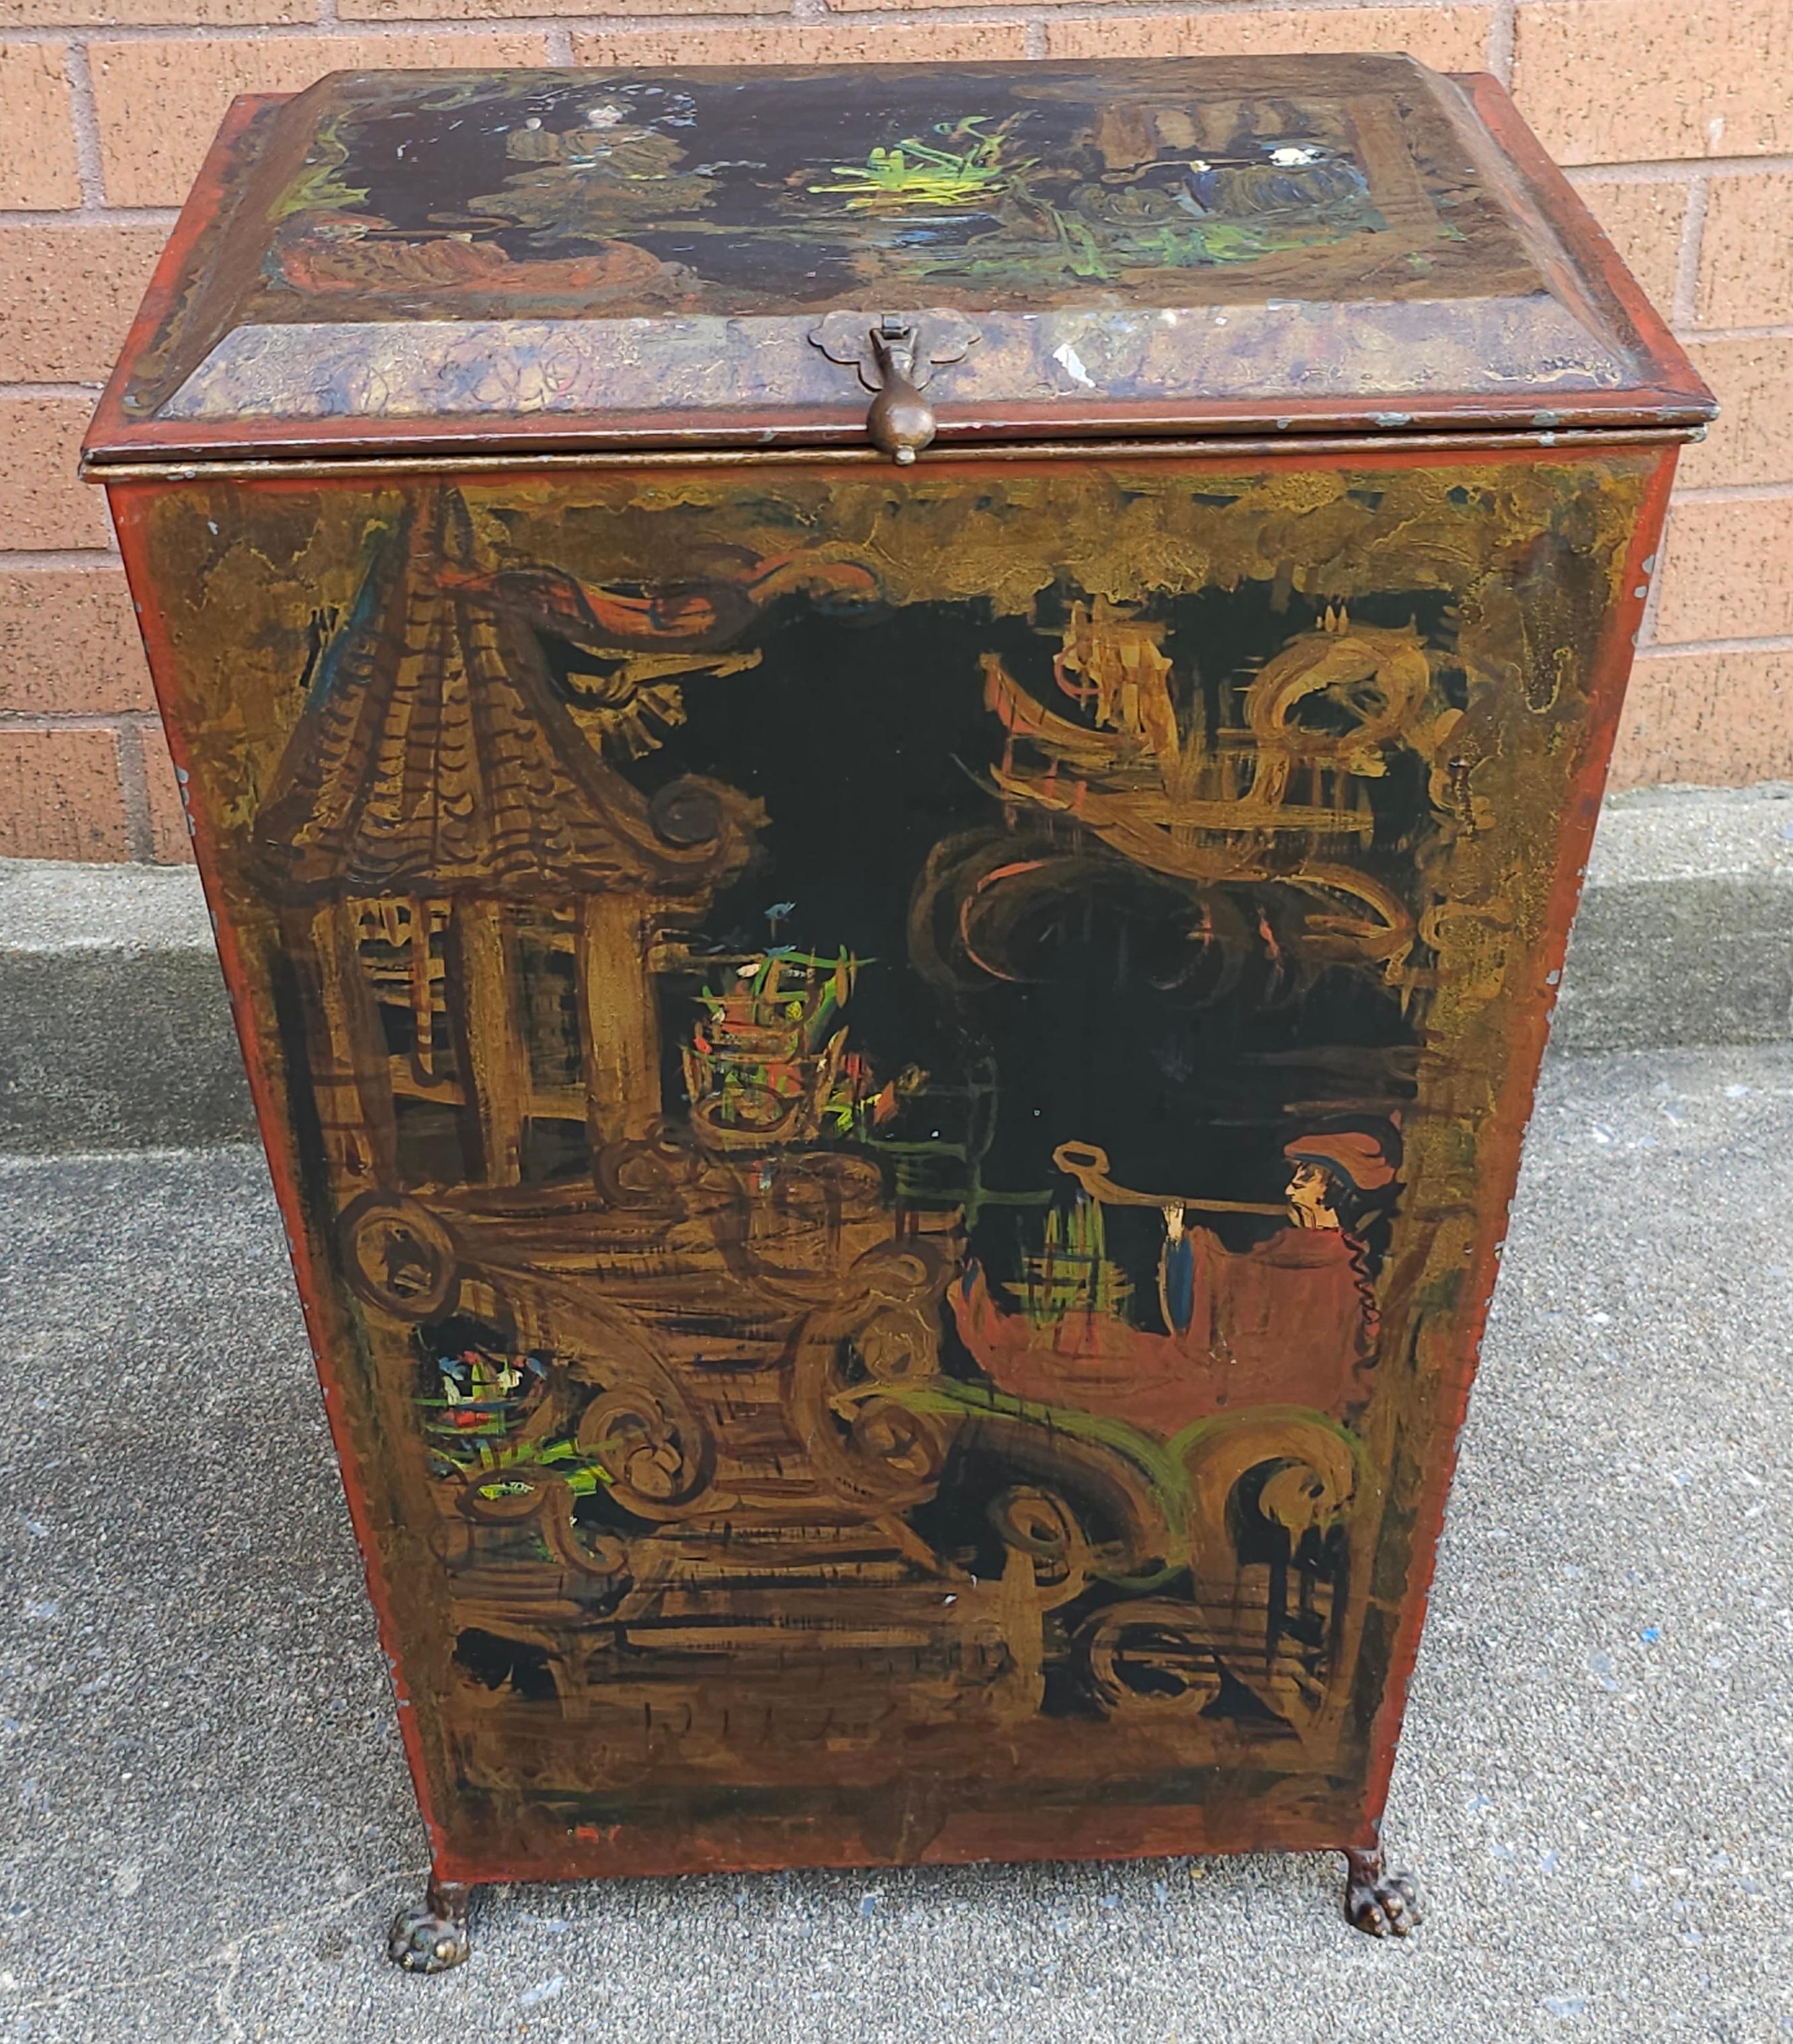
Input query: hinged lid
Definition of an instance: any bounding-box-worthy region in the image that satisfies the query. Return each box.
[85,57,1714,467]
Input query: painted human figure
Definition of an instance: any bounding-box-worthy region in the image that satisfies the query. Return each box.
[1157,1130,1396,1418]
[955,1129,1400,1434]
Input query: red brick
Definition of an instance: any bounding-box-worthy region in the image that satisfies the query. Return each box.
[0,727,131,861]
[1677,337,1793,489]
[0,400,113,553]
[1612,648,1793,788]
[573,22,1031,66]
[1568,177,1687,319]
[347,0,779,16]
[1694,170,1793,329]
[1044,5,1490,66]
[0,0,299,22]
[1513,0,1793,167]
[89,33,552,208]
[0,567,151,716]
[1652,496,1793,645]
[0,41,81,209]
[141,726,195,864]
[0,225,167,385]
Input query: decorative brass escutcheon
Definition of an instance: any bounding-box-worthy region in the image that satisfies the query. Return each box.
[808,311,981,464]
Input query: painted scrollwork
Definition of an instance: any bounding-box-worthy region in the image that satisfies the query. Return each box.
[416,1278,719,1600]
[791,1238,954,1510]
[709,1150,890,1304]
[527,1288,720,1525]
[186,442,1652,1839]
[592,1120,709,1211]
[1243,612,1433,781]
[987,1485,1091,1608]
[1182,1409,1363,1585]
[448,1446,629,1584]
[1182,1411,1367,1718]
[1078,1598,1224,1718]
[339,1190,458,1319]
[575,1377,714,1520]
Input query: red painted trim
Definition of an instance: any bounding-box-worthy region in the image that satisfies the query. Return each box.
[104,479,455,1880]
[1351,438,1683,1837]
[427,1798,1375,1890]
[84,96,284,469]
[84,381,1714,468]
[139,430,1689,501]
[1456,73,1713,420]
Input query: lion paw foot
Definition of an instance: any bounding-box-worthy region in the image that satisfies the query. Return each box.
[1344,1849,1422,1938]
[387,1881,471,1972]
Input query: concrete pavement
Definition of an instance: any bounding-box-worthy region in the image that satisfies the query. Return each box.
[1,1043,1788,2042]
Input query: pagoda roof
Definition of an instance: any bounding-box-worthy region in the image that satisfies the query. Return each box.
[253,489,748,897]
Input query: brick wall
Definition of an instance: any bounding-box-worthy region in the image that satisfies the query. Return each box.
[1,5,1788,862]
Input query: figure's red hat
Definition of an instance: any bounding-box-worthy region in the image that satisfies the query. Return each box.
[1284,1130,1396,1192]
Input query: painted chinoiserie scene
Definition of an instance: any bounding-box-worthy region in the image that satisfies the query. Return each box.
[90,51,1712,1974]
[115,449,1655,1916]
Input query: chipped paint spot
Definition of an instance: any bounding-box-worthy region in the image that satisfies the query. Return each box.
[1052,342,1095,389]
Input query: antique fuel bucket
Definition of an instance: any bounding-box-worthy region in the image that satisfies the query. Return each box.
[85,56,1713,1968]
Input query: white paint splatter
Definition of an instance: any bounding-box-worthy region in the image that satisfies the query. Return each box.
[1051,342,1095,389]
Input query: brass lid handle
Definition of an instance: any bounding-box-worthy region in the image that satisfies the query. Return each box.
[866,323,934,465]
[808,311,981,465]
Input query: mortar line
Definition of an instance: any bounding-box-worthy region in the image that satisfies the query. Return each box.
[544,23,575,61]
[552,2,1142,36]
[0,711,162,730]
[1670,175,1711,329]
[113,721,156,862]
[1563,155,1793,184]
[1487,0,1515,88]
[1667,321,1793,343]
[1635,528,1670,653]
[0,207,185,229]
[1671,482,1793,505]
[0,380,105,400]
[0,6,1043,40]
[62,40,110,211]
[1633,633,1793,658]
[0,549,120,570]
[0,0,1553,44]
[1023,16,1049,56]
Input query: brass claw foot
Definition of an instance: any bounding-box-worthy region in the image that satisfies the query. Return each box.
[387,1876,473,1972]
[1343,1845,1422,1938]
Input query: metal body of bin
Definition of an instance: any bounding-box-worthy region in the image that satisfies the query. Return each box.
[84,57,1712,1968]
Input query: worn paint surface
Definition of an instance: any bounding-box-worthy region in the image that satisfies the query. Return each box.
[114,445,1665,1884]
[267,68,1420,303]
[88,59,1712,456]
